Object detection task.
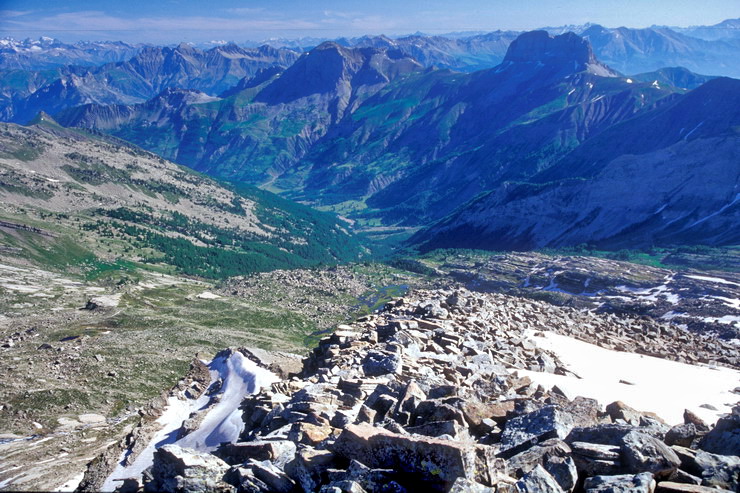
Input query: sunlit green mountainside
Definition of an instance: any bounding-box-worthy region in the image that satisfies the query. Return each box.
[0,117,367,279]
[412,77,740,251]
[57,31,681,230]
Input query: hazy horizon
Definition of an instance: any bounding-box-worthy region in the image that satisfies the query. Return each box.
[1,0,738,45]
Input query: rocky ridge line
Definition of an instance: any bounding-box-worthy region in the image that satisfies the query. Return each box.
[139,287,739,492]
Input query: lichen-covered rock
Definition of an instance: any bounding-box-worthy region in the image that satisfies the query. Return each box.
[325,460,399,492]
[362,351,402,376]
[515,464,565,493]
[145,444,232,493]
[285,449,336,493]
[569,441,622,476]
[449,477,496,492]
[698,406,740,456]
[671,445,740,491]
[331,423,476,491]
[621,431,680,478]
[655,481,733,493]
[501,405,575,455]
[247,460,297,493]
[507,439,578,492]
[664,424,698,448]
[215,440,296,467]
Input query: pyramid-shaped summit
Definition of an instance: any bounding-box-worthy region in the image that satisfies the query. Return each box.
[27,111,61,127]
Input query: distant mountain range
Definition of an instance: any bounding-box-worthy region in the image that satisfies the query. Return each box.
[0,37,142,70]
[0,43,300,123]
[2,23,739,252]
[575,24,740,77]
[1,19,739,125]
[50,33,676,224]
[669,18,740,41]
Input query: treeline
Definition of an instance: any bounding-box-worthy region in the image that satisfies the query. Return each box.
[88,199,368,278]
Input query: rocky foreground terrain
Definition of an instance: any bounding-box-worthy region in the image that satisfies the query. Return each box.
[84,286,739,493]
[435,252,740,341]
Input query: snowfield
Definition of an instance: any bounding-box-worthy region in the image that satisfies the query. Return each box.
[520,329,740,426]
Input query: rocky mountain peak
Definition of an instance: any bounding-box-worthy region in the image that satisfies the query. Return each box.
[27,110,59,126]
[504,31,592,64]
[254,42,421,105]
[503,30,617,76]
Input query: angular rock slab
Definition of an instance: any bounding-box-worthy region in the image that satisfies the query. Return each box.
[331,423,476,491]
[621,431,680,478]
[515,464,565,493]
[147,444,232,493]
[584,472,656,493]
[507,439,578,492]
[698,406,740,456]
[500,405,575,456]
[655,481,733,493]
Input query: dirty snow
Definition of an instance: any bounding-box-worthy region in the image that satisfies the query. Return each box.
[519,330,740,426]
[177,352,278,451]
[102,351,277,492]
[615,284,680,304]
[54,471,85,492]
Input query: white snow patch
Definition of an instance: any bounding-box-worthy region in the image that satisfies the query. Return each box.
[54,471,85,492]
[711,296,740,310]
[519,330,740,425]
[687,193,740,228]
[615,284,680,304]
[660,311,685,320]
[683,120,704,140]
[685,274,739,287]
[625,78,633,83]
[196,291,221,300]
[702,315,740,326]
[102,351,277,491]
[177,352,278,451]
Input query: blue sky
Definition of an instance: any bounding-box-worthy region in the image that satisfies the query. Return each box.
[1,0,738,44]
